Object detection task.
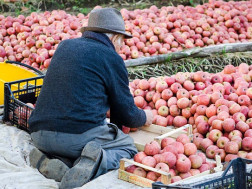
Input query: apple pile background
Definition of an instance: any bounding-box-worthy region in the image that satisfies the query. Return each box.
[125,63,252,183]
[0,0,251,69]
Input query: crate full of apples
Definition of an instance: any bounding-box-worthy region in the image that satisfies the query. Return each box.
[118,125,223,187]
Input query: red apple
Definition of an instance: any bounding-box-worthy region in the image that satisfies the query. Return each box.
[158,106,169,117]
[199,163,210,173]
[228,130,243,140]
[160,152,177,168]
[189,169,201,176]
[206,145,219,159]
[173,116,187,127]
[134,152,147,163]
[209,129,223,143]
[126,165,137,173]
[246,118,252,129]
[242,137,252,151]
[179,172,192,179]
[217,137,230,149]
[211,119,223,131]
[189,155,203,169]
[161,89,173,101]
[176,154,191,173]
[177,97,190,109]
[133,167,147,178]
[184,143,197,156]
[156,81,168,93]
[161,137,176,149]
[197,94,210,106]
[142,156,157,168]
[153,154,161,164]
[155,162,169,177]
[144,141,161,156]
[244,129,252,137]
[156,116,168,127]
[171,176,182,183]
[200,138,213,152]
[222,118,235,132]
[171,142,184,154]
[225,154,238,162]
[236,121,249,133]
[176,134,191,145]
[134,96,145,108]
[233,112,246,123]
[206,105,217,118]
[224,141,239,154]
[146,171,158,181]
[214,149,226,162]
[162,145,178,156]
[197,122,210,135]
[197,152,206,164]
[138,79,150,90]
[238,95,250,106]
[122,126,131,134]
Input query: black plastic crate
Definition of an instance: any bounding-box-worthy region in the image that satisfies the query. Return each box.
[152,158,252,189]
[3,76,44,132]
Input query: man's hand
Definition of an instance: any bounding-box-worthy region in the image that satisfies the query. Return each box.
[144,110,153,126]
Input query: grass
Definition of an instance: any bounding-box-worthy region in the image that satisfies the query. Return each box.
[127,52,252,80]
[0,0,210,17]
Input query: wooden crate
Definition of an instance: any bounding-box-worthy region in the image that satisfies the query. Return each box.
[118,158,171,187]
[118,125,223,187]
[118,155,222,188]
[129,124,193,151]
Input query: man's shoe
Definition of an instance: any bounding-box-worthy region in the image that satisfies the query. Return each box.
[59,141,102,189]
[29,148,69,182]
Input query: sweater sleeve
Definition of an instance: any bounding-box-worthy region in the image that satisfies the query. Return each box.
[106,55,146,128]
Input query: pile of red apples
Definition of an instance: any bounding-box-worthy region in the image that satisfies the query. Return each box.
[126,134,217,183]
[0,10,86,70]
[0,0,251,69]
[125,62,252,181]
[118,0,252,59]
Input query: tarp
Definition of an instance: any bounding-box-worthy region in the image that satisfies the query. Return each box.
[0,123,142,189]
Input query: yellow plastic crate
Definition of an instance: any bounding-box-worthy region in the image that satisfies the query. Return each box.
[0,61,43,106]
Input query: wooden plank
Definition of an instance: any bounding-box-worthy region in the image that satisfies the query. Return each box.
[129,129,160,151]
[140,124,175,134]
[121,158,169,175]
[133,142,145,152]
[118,158,171,187]
[124,42,252,67]
[130,124,192,151]
[154,124,192,144]
[129,124,178,152]
[119,159,125,170]
[161,174,171,185]
[118,169,153,187]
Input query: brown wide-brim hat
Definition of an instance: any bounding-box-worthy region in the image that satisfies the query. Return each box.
[80,8,132,39]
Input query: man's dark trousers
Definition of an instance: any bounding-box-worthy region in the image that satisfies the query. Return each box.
[30,122,138,179]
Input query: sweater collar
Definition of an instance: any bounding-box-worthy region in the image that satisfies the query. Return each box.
[82,31,115,50]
